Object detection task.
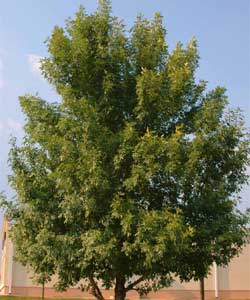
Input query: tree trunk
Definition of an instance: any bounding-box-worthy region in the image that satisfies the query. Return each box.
[115,275,126,300]
[42,282,45,300]
[200,278,205,300]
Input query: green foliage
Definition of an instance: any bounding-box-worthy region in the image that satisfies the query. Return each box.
[1,1,249,299]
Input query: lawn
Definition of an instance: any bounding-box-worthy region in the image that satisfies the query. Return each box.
[0,297,85,300]
[0,296,249,300]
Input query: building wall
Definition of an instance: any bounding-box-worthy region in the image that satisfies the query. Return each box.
[169,273,214,291]
[218,245,250,291]
[0,218,13,293]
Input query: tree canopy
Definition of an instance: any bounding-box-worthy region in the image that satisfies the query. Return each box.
[1,1,249,300]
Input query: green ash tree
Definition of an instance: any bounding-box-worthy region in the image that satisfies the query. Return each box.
[1,1,249,300]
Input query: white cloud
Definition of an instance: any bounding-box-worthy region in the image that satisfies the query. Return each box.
[0,118,22,133]
[27,54,42,75]
[6,118,22,131]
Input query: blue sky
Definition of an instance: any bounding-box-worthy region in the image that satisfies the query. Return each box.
[0,0,249,225]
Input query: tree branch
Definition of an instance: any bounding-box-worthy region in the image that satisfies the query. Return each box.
[125,276,144,291]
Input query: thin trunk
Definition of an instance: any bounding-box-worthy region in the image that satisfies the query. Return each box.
[200,278,205,300]
[42,282,45,300]
[89,277,105,300]
[115,275,126,300]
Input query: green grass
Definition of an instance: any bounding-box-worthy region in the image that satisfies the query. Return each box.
[0,296,86,300]
[0,297,247,300]
[0,297,249,300]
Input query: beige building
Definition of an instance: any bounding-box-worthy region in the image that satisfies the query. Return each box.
[0,218,249,300]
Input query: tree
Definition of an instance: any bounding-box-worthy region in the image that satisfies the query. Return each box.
[1,1,249,300]
[166,95,250,300]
